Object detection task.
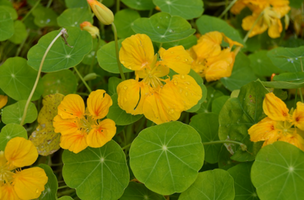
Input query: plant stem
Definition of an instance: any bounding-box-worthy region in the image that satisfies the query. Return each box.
[15,29,29,56]
[58,185,70,190]
[203,140,247,151]
[20,28,65,125]
[21,0,41,22]
[122,143,131,150]
[243,11,264,43]
[116,0,120,13]
[219,0,237,19]
[74,66,92,93]
[112,23,125,80]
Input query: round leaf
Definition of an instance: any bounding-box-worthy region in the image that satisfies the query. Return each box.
[0,124,27,151]
[9,20,28,44]
[153,0,204,20]
[65,0,88,8]
[179,169,235,200]
[38,164,58,200]
[57,7,93,28]
[2,100,38,125]
[32,6,58,27]
[27,27,92,72]
[107,93,143,126]
[132,12,196,43]
[114,9,140,39]
[251,141,304,200]
[58,197,73,200]
[130,121,205,195]
[0,6,15,41]
[120,182,166,200]
[121,0,155,10]
[62,141,130,200]
[0,57,43,101]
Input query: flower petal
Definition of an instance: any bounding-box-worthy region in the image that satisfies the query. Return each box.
[87,119,116,148]
[248,117,279,142]
[292,102,304,131]
[279,133,304,151]
[268,18,282,38]
[158,46,192,74]
[192,31,222,59]
[0,183,20,200]
[60,131,88,153]
[13,167,48,200]
[53,115,78,135]
[0,95,8,109]
[5,137,38,168]
[119,34,155,71]
[58,94,85,119]
[263,93,289,121]
[87,89,112,119]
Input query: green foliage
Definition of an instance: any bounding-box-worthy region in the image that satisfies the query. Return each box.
[0,124,27,150]
[38,164,58,200]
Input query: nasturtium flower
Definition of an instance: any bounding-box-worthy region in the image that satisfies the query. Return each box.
[188,31,242,82]
[0,137,48,200]
[80,21,100,39]
[53,90,116,153]
[231,0,290,38]
[117,34,202,124]
[248,93,304,151]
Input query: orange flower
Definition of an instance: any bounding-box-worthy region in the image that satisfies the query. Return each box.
[0,95,8,109]
[53,90,116,153]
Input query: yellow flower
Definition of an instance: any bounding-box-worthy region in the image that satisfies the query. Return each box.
[87,0,114,25]
[80,21,100,39]
[53,90,116,153]
[248,93,304,151]
[0,95,8,109]
[188,31,242,82]
[0,137,48,200]
[117,34,202,124]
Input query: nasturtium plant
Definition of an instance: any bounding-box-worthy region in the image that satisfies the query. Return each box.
[0,0,303,199]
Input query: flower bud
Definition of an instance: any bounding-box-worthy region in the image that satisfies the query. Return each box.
[80,21,100,38]
[87,0,114,25]
[0,95,8,109]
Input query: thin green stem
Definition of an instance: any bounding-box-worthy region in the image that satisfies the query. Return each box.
[21,0,41,22]
[203,140,247,151]
[90,37,100,72]
[219,0,237,19]
[46,0,53,7]
[74,66,92,93]
[58,185,70,190]
[20,28,65,125]
[112,23,125,80]
[15,29,29,56]
[148,8,154,17]
[122,143,131,150]
[243,11,264,43]
[116,0,120,13]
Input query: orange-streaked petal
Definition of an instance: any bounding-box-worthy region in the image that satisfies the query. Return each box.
[279,133,304,151]
[248,117,279,142]
[292,102,304,131]
[1,183,21,200]
[192,31,222,59]
[5,137,38,168]
[87,119,116,148]
[58,94,85,119]
[0,95,8,109]
[119,34,155,71]
[13,167,48,200]
[263,93,289,121]
[53,115,79,135]
[87,89,112,119]
[158,46,192,74]
[60,131,88,153]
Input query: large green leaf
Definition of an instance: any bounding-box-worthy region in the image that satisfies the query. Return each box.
[62,141,129,200]
[107,93,143,126]
[219,81,268,162]
[190,113,221,164]
[0,6,15,41]
[2,101,38,125]
[0,124,28,151]
[130,121,204,195]
[27,27,92,72]
[196,15,244,44]
[267,46,304,73]
[228,162,259,200]
[57,7,93,28]
[153,0,204,20]
[38,164,58,200]
[9,20,28,44]
[0,57,43,101]
[121,0,155,10]
[114,9,140,39]
[252,142,304,200]
[120,182,166,200]
[179,169,235,200]
[32,6,58,27]
[132,12,196,43]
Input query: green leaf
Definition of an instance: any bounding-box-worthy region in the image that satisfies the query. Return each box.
[197,87,224,113]
[108,77,122,96]
[132,12,196,43]
[27,27,92,72]
[97,39,132,73]
[41,70,77,97]
[212,95,230,115]
[129,121,204,195]
[57,7,93,28]
[162,35,197,50]
[114,9,140,39]
[179,169,235,200]
[38,164,58,200]
[273,72,304,82]
[0,5,17,19]
[190,113,221,164]
[2,100,38,125]
[0,57,43,101]
[65,0,88,8]
[251,142,304,200]
[221,52,257,91]
[107,93,143,126]
[62,141,130,200]
[267,46,304,73]
[228,162,259,200]
[32,6,58,27]
[120,182,166,200]
[0,124,27,151]
[0,6,15,41]
[121,0,155,10]
[153,0,203,20]
[218,146,238,170]
[196,15,244,45]
[218,81,268,162]
[9,20,28,44]
[249,50,282,77]
[260,80,304,89]
[289,0,303,8]
[58,197,73,200]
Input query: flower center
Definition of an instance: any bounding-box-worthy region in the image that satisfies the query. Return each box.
[0,152,14,184]
[275,121,294,136]
[78,115,95,133]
